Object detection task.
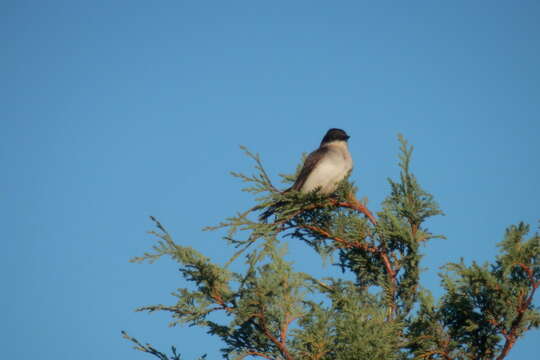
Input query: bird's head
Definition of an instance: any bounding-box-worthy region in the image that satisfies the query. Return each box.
[321,128,350,145]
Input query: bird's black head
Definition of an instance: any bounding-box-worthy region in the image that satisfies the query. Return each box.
[321,128,350,145]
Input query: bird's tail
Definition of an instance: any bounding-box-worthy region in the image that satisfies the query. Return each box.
[259,201,286,221]
[258,187,293,221]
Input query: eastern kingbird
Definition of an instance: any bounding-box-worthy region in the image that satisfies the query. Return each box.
[290,128,353,194]
[260,128,353,220]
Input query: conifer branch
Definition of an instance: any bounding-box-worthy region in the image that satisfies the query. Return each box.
[332,195,378,226]
[418,350,452,360]
[298,224,356,249]
[254,310,294,360]
[121,331,193,360]
[496,263,539,360]
[242,350,275,359]
[281,313,299,348]
[297,223,398,317]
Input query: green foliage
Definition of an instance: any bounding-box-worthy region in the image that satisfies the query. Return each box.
[122,331,207,360]
[124,136,539,360]
[292,281,403,360]
[406,224,539,360]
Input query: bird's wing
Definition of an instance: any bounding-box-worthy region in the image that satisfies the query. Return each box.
[291,147,329,191]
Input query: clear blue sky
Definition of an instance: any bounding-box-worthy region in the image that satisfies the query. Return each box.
[3,1,539,359]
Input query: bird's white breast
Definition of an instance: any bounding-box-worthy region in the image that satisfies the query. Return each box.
[301,141,353,194]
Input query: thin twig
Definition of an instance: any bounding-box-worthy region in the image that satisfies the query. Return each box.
[331,193,378,225]
[243,350,275,360]
[299,223,397,317]
[255,311,295,360]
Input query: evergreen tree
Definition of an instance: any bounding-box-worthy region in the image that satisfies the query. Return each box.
[123,135,539,359]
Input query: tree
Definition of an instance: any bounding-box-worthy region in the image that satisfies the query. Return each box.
[123,135,539,360]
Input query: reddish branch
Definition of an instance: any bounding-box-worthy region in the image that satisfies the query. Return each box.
[329,194,377,226]
[298,223,397,316]
[207,258,298,359]
[299,224,360,250]
[244,350,274,360]
[255,310,295,360]
[281,313,298,347]
[418,350,452,360]
[275,194,398,317]
[495,263,538,360]
[335,195,400,315]
[210,292,234,313]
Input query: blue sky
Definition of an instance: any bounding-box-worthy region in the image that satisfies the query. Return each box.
[3,1,539,359]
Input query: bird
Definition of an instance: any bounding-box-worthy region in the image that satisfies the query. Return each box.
[290,128,353,194]
[260,128,353,220]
